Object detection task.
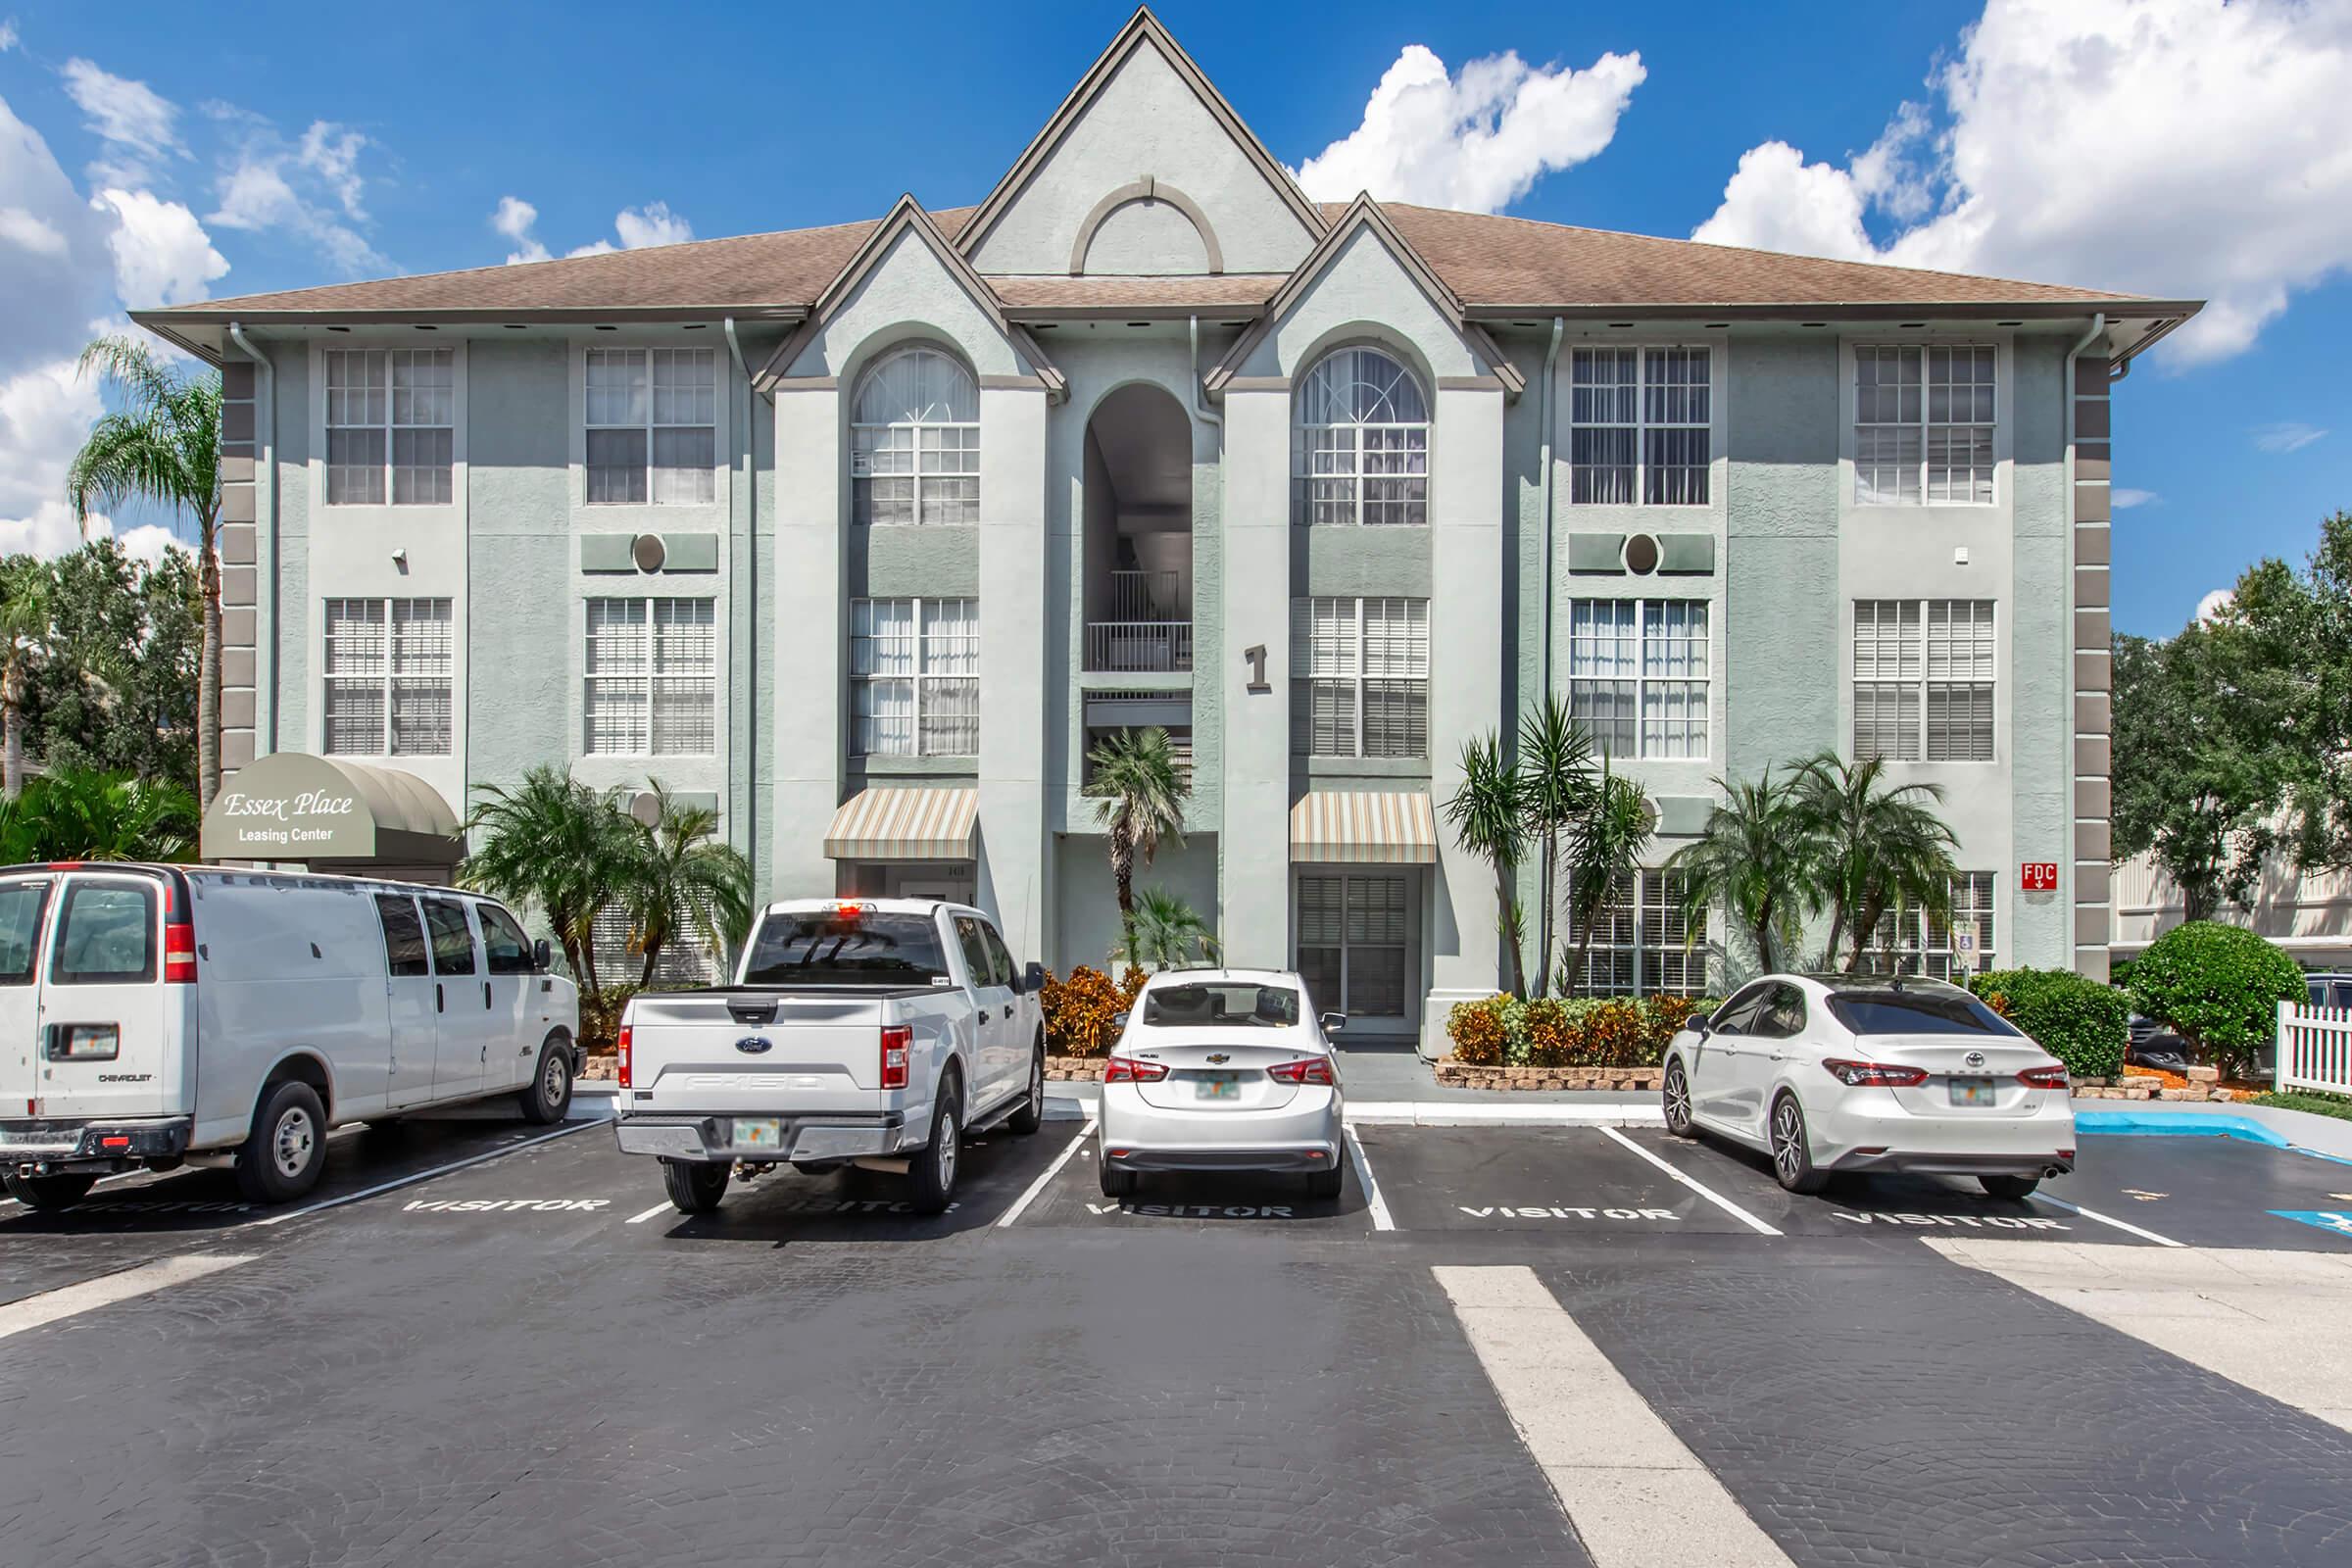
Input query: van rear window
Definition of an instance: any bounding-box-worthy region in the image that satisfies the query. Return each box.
[0,881,49,986]
[740,911,951,986]
[51,881,156,986]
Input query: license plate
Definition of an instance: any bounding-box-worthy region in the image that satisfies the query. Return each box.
[1948,1078,1997,1107]
[733,1117,783,1149]
[1194,1073,1241,1102]
[50,1023,119,1062]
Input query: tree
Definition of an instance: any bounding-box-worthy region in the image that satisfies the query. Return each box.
[0,559,53,798]
[460,766,635,1008]
[1121,887,1218,969]
[67,335,223,806]
[614,781,756,988]
[1795,751,1960,972]
[1516,694,1596,998]
[1441,730,1530,997]
[2125,920,2303,1082]
[1085,726,1188,957]
[1562,763,1654,995]
[1664,766,1822,978]
[24,540,200,790]
[0,767,198,861]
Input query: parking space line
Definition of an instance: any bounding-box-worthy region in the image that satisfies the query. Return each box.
[241,1120,604,1229]
[0,1253,255,1342]
[2031,1193,2185,1248]
[997,1118,1096,1229]
[1344,1127,1394,1231]
[624,1201,674,1225]
[1596,1126,1782,1237]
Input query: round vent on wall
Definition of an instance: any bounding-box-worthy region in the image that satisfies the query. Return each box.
[631,533,667,573]
[1623,533,1662,575]
[628,791,662,827]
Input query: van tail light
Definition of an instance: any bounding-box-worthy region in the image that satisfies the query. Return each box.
[880,1025,910,1090]
[1265,1057,1336,1086]
[163,918,197,984]
[616,1024,633,1090]
[1820,1058,1930,1088]
[1102,1055,1168,1084]
[2017,1064,2070,1089]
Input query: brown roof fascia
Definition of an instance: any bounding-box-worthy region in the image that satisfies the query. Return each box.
[1459,300,2206,322]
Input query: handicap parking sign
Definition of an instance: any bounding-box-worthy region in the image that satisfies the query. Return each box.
[2269,1209,2352,1237]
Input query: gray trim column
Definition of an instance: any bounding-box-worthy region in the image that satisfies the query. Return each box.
[2072,356,2114,980]
[218,359,260,779]
[977,383,1050,963]
[771,382,846,901]
[1220,387,1291,968]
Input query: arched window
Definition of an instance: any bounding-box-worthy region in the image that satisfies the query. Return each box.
[851,345,979,525]
[1296,346,1430,526]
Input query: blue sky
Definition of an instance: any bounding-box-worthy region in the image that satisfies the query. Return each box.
[1,0,2346,636]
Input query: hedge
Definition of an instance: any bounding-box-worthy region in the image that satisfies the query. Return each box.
[1968,967,2128,1080]
[1039,965,1147,1057]
[2126,921,2304,1081]
[1446,994,1711,1068]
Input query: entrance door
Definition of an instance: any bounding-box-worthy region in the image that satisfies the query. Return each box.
[0,876,53,1111]
[420,896,485,1102]
[39,875,174,1121]
[1295,871,1415,1032]
[373,893,439,1109]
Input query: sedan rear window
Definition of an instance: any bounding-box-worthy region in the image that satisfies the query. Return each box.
[1143,983,1301,1027]
[742,912,951,986]
[1827,991,2023,1037]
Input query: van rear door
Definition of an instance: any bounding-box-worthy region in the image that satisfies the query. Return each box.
[0,874,54,1112]
[37,872,179,1120]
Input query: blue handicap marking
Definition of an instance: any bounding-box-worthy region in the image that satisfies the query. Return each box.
[2268,1209,2352,1237]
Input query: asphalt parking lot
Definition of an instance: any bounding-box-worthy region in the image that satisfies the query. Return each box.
[5,1103,2352,1566]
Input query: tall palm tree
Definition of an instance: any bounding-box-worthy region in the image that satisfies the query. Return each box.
[1663,766,1822,976]
[616,781,756,988]
[0,767,198,862]
[1441,729,1530,997]
[1085,726,1188,956]
[1794,751,1961,972]
[1516,694,1595,998]
[67,335,223,805]
[460,766,634,1006]
[1122,886,1219,969]
[0,559,54,798]
[1562,764,1655,995]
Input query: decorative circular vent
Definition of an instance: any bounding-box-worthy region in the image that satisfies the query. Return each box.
[1624,532,1662,575]
[630,533,667,573]
[628,791,662,827]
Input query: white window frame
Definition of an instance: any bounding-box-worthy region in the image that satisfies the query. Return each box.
[320,597,455,757]
[1852,344,1998,507]
[1561,868,1710,998]
[850,597,980,758]
[583,346,719,507]
[1290,596,1431,759]
[1863,871,1998,978]
[1294,346,1431,528]
[849,345,981,527]
[1852,599,1996,763]
[1565,598,1711,760]
[323,348,455,507]
[1567,345,1712,507]
[581,596,717,757]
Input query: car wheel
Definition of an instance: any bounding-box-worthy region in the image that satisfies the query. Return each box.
[1006,1035,1046,1136]
[1979,1173,2040,1200]
[235,1079,328,1203]
[1099,1159,1137,1199]
[1662,1058,1696,1138]
[1768,1093,1829,1196]
[516,1037,574,1125]
[1305,1160,1344,1200]
[906,1074,961,1216]
[2,1171,95,1211]
[662,1158,729,1214]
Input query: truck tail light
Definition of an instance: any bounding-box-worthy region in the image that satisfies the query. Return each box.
[1820,1058,1930,1088]
[163,918,197,984]
[616,1024,633,1090]
[880,1024,910,1090]
[1102,1055,1168,1084]
[2017,1064,2070,1089]
[1265,1057,1336,1086]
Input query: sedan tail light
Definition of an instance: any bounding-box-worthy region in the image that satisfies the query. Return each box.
[2017,1064,2070,1089]
[1265,1057,1336,1086]
[1102,1055,1168,1084]
[1820,1057,1931,1088]
[880,1024,911,1090]
[616,1024,633,1090]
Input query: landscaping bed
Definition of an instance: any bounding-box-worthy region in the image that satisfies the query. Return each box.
[1434,1062,1662,1092]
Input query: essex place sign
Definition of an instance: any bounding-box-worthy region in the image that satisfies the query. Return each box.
[198,752,464,866]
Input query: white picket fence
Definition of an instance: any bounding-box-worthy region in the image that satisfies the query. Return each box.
[2276,1001,2352,1095]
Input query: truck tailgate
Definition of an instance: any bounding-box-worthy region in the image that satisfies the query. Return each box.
[624,991,900,1115]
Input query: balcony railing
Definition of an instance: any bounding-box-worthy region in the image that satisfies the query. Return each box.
[1086,569,1191,671]
[1105,568,1184,621]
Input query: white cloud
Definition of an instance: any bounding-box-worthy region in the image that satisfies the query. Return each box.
[296,121,367,219]
[0,356,105,556]
[2196,588,2237,624]
[492,194,550,264]
[60,58,184,183]
[207,118,383,273]
[113,522,177,564]
[2252,421,2328,454]
[2111,487,2159,510]
[0,205,66,256]
[494,196,692,264]
[1294,44,1645,213]
[0,22,19,54]
[613,201,692,249]
[93,187,225,306]
[1690,0,2352,366]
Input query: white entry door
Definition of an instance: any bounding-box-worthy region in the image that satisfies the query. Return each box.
[1295,871,1417,1032]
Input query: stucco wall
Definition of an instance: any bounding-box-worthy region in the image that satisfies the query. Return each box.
[1053,833,1222,972]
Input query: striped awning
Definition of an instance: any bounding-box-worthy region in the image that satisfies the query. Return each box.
[823,787,979,861]
[1289,791,1439,865]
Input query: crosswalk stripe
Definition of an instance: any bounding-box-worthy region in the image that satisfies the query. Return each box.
[0,1253,255,1341]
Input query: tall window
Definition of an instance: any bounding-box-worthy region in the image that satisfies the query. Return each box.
[851,598,979,757]
[851,346,979,525]
[1855,346,1996,506]
[1862,871,1997,978]
[583,598,715,755]
[1566,600,1709,760]
[1853,600,1995,761]
[322,598,454,756]
[1569,347,1711,505]
[1295,346,1429,526]
[1291,597,1429,758]
[585,347,716,506]
[325,349,453,506]
[1559,869,1708,997]
[1297,872,1409,1018]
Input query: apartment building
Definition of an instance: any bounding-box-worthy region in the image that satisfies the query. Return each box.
[140,9,2195,1042]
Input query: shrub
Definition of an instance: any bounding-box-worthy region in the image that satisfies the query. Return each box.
[1040,965,1146,1058]
[1640,996,1706,1061]
[1449,992,1715,1068]
[1970,966,2128,1080]
[1447,995,1510,1065]
[1522,999,1571,1067]
[2125,921,2304,1081]
[579,984,639,1051]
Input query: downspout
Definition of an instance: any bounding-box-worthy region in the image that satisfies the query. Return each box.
[226,321,275,759]
[724,317,760,895]
[1536,318,1563,703]
[2064,312,2105,969]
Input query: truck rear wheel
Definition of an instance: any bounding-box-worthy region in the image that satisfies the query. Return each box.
[906,1077,961,1215]
[3,1171,96,1211]
[235,1080,328,1203]
[662,1159,729,1214]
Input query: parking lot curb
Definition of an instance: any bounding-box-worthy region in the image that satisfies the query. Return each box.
[2080,1101,2352,1164]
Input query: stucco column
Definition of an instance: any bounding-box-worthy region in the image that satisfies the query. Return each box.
[771,384,845,901]
[1219,386,1292,968]
[978,384,1051,964]
[1423,381,1506,1047]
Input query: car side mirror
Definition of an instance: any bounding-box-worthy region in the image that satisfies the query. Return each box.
[1023,961,1046,995]
[532,938,552,973]
[1692,1012,1712,1037]
[1321,1011,1348,1035]
[1111,1010,1130,1031]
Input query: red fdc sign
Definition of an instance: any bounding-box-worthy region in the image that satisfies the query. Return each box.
[2021,862,2060,892]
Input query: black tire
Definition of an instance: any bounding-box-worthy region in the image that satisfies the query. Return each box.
[662,1158,729,1214]
[1662,1057,1696,1139]
[2,1171,95,1211]
[517,1037,574,1125]
[235,1079,328,1203]
[1098,1159,1137,1199]
[1980,1173,2041,1200]
[906,1073,962,1216]
[1305,1161,1344,1200]
[1768,1093,1830,1196]
[1006,1036,1046,1136]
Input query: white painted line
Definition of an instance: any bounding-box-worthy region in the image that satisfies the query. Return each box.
[241,1119,602,1229]
[1436,1265,1796,1567]
[624,1201,674,1225]
[997,1118,1096,1229]
[1596,1125,1783,1237]
[1345,1126,1394,1232]
[1345,1100,1664,1127]
[0,1253,255,1342]
[2030,1192,2184,1248]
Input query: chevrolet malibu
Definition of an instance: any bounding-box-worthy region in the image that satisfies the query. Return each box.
[1661,973,2075,1198]
[1098,969,1346,1199]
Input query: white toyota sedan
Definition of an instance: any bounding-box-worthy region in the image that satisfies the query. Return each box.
[1098,968,1346,1200]
[1661,973,2075,1198]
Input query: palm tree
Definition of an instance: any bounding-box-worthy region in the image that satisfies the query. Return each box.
[1795,751,1961,972]
[1516,694,1595,998]
[0,559,54,798]
[67,335,224,806]
[1085,726,1189,957]
[1562,763,1655,995]
[1441,729,1530,997]
[0,767,198,861]
[460,765,634,1006]
[1122,886,1218,969]
[615,781,756,988]
[1663,766,1822,976]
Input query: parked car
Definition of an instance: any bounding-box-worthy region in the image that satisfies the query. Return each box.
[0,863,580,1209]
[1098,968,1346,1200]
[612,898,1046,1216]
[1661,973,2075,1199]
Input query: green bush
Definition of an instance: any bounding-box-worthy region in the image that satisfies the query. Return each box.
[2125,921,2304,1082]
[1446,992,1711,1068]
[1969,967,2128,1080]
[1447,996,1509,1065]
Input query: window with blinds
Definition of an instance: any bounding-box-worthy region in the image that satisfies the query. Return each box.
[1853,600,1995,761]
[1862,871,1998,978]
[591,902,720,988]
[1290,597,1429,759]
[850,597,980,757]
[1297,872,1410,1017]
[1557,869,1708,997]
[1854,346,1996,506]
[583,598,715,756]
[585,347,717,506]
[321,598,454,756]
[325,349,454,506]
[1568,346,1711,506]
[1566,599,1709,760]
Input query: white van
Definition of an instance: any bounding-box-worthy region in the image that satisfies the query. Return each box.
[0,863,580,1210]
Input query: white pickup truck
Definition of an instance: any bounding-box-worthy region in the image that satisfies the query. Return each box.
[612,898,1048,1215]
